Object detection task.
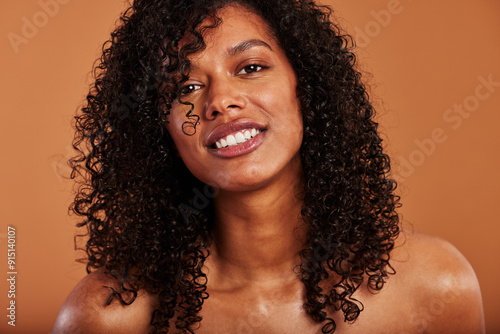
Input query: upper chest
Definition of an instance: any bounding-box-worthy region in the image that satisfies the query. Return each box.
[192,280,422,334]
[195,287,325,334]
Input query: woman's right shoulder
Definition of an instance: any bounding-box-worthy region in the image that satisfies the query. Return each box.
[52,268,157,334]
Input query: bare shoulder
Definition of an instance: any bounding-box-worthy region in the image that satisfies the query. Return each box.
[388,230,485,333]
[391,230,482,292]
[52,268,157,334]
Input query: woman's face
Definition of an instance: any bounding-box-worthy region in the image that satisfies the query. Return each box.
[165,5,303,192]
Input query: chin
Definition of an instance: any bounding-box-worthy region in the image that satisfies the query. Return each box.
[203,167,270,192]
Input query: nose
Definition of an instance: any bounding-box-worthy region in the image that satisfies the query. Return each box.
[204,77,247,120]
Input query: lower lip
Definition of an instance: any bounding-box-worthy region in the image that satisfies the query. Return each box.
[209,131,266,158]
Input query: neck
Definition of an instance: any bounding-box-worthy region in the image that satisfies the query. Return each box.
[206,171,306,290]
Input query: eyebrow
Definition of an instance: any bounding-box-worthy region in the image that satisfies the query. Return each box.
[227,39,273,57]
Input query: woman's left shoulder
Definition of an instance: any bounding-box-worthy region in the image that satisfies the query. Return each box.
[389,230,485,333]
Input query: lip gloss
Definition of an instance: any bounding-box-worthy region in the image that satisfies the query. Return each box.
[209,131,266,158]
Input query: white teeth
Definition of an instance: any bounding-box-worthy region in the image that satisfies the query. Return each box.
[214,128,262,149]
[226,134,237,146]
[235,132,246,144]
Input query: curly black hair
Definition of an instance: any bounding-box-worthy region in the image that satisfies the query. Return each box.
[69,0,400,332]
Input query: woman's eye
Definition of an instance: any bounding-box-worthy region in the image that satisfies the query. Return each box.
[238,64,265,75]
[181,84,201,96]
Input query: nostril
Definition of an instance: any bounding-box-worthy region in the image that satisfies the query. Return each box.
[227,104,238,109]
[208,110,220,119]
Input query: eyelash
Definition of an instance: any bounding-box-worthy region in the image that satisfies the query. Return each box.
[180,84,201,96]
[180,63,268,96]
[237,64,267,75]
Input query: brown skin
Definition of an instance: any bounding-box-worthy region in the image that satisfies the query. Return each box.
[165,6,303,193]
[52,6,485,334]
[52,232,485,334]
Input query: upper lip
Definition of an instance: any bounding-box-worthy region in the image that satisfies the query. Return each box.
[206,119,266,147]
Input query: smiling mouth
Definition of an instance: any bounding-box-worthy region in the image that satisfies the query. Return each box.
[212,128,264,149]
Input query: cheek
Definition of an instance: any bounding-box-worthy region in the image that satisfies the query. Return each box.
[165,109,183,134]
[166,105,190,135]
[165,120,211,181]
[169,130,196,158]
[165,103,198,142]
[165,117,196,158]
[264,85,303,139]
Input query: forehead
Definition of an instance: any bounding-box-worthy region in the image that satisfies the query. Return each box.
[187,4,278,56]
[209,5,272,38]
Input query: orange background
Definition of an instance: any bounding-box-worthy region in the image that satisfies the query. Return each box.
[0,0,498,333]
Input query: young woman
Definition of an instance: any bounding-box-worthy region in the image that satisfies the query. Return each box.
[53,0,484,333]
